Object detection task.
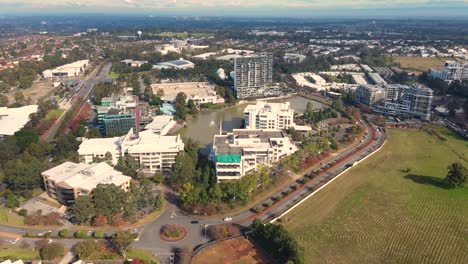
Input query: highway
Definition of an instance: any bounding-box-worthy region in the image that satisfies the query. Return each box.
[0,110,385,264]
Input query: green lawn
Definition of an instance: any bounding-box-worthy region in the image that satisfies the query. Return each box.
[108,71,120,79]
[284,126,468,264]
[0,207,24,226]
[45,109,65,120]
[0,246,39,260]
[127,249,160,264]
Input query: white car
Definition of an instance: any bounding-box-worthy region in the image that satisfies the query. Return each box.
[223,217,232,222]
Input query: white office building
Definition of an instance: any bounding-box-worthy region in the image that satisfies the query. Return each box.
[429,60,468,83]
[151,82,224,105]
[42,60,89,78]
[41,162,132,206]
[78,129,185,173]
[210,129,297,180]
[371,84,433,120]
[244,102,294,130]
[0,105,38,140]
[355,84,387,105]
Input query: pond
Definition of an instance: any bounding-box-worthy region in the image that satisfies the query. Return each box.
[181,95,327,155]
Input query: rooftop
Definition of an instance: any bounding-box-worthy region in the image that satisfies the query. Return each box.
[0,105,38,136]
[42,162,131,192]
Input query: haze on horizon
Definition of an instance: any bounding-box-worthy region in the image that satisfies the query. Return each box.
[0,0,467,18]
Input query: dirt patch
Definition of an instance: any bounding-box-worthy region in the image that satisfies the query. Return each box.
[192,237,273,264]
[7,80,54,104]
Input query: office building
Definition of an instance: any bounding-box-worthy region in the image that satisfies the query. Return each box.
[121,59,148,67]
[153,58,195,70]
[210,129,297,180]
[234,53,281,99]
[354,84,386,105]
[0,105,38,140]
[144,115,177,135]
[244,102,294,130]
[42,60,89,78]
[78,128,185,174]
[41,162,131,206]
[368,72,387,85]
[372,84,433,121]
[97,95,140,136]
[283,53,307,64]
[429,60,468,83]
[151,82,225,105]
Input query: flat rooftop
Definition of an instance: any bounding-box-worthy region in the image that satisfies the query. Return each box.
[123,130,184,153]
[0,105,38,136]
[151,82,218,102]
[78,136,121,154]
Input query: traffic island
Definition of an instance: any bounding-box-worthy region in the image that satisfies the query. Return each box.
[160,224,187,242]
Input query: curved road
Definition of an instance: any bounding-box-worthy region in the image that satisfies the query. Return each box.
[1,119,385,263]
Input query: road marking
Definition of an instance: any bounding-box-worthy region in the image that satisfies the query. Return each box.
[170,210,177,219]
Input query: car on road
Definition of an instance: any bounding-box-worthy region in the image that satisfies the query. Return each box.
[223,217,232,222]
[190,220,199,224]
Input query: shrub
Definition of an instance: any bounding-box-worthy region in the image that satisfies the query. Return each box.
[24,232,33,238]
[291,184,298,190]
[274,195,282,202]
[58,229,69,238]
[74,230,88,238]
[93,230,104,238]
[18,209,28,216]
[38,242,65,260]
[266,201,273,207]
[255,206,264,213]
[162,224,181,238]
[43,232,52,238]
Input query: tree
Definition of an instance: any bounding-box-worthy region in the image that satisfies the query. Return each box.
[153,172,164,184]
[175,103,187,121]
[155,190,164,209]
[75,240,99,260]
[172,153,195,187]
[92,184,126,222]
[72,196,95,224]
[111,231,134,258]
[37,241,65,260]
[14,91,25,104]
[4,191,20,209]
[0,95,8,106]
[446,162,468,187]
[4,155,45,197]
[175,92,187,106]
[13,129,39,151]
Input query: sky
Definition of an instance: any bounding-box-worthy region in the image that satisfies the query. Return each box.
[0,0,467,17]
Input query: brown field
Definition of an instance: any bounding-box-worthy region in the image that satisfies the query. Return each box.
[192,237,273,264]
[7,80,54,104]
[394,56,446,73]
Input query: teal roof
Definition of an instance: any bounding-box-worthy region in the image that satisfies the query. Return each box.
[216,154,241,163]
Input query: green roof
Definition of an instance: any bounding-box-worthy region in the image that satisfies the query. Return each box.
[216,154,241,163]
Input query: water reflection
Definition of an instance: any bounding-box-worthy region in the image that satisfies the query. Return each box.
[182,95,325,155]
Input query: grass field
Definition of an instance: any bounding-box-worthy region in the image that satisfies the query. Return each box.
[0,207,24,226]
[192,237,272,264]
[0,246,39,260]
[394,56,446,73]
[284,127,468,264]
[45,109,65,120]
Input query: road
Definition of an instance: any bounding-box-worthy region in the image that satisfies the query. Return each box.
[43,62,112,142]
[0,118,385,263]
